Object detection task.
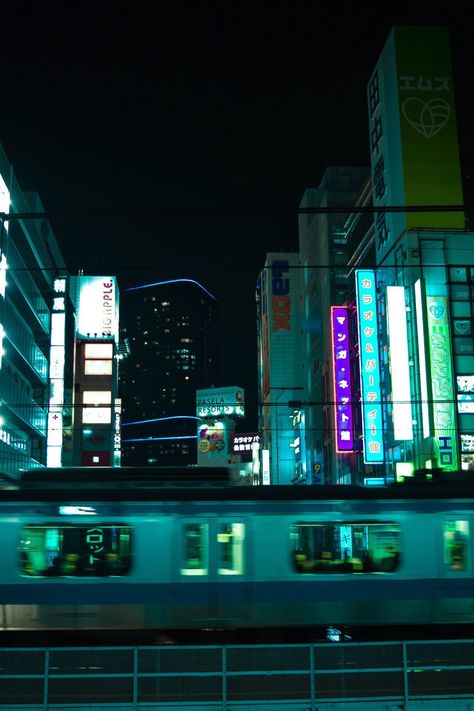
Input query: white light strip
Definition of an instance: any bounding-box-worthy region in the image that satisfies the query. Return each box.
[262,449,270,485]
[386,286,413,441]
[414,279,431,438]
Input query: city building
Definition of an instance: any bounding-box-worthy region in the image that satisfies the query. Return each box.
[69,276,121,467]
[0,144,75,478]
[298,167,368,485]
[256,252,303,484]
[257,25,474,486]
[119,278,220,466]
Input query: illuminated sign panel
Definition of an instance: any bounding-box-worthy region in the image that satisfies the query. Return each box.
[457,376,474,413]
[386,287,413,440]
[271,260,291,331]
[414,279,431,438]
[82,390,112,425]
[114,399,122,466]
[196,386,245,418]
[355,270,384,463]
[426,296,458,470]
[262,449,270,485]
[47,277,67,467]
[331,307,354,451]
[367,26,463,263]
[0,253,7,298]
[231,432,260,454]
[0,172,10,233]
[461,434,474,453]
[76,276,119,342]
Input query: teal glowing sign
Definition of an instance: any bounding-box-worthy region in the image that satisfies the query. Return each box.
[426,296,459,471]
[356,270,384,463]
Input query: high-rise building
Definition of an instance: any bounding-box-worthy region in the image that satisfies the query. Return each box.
[119,278,220,466]
[0,145,74,478]
[298,168,369,485]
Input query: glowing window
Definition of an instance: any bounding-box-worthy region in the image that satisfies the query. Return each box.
[19,525,132,577]
[84,343,113,359]
[444,520,469,572]
[181,523,208,576]
[291,522,401,574]
[84,360,113,375]
[218,523,245,575]
[83,391,111,405]
[83,391,112,424]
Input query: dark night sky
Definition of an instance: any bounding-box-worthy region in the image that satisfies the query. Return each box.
[1,3,473,429]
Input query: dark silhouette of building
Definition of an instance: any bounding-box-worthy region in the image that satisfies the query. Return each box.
[119,279,220,466]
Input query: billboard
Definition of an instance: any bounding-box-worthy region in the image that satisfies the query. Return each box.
[426,296,458,470]
[196,386,245,418]
[368,26,464,263]
[355,270,384,463]
[386,287,413,441]
[231,433,260,457]
[47,277,67,467]
[75,276,119,342]
[330,307,354,452]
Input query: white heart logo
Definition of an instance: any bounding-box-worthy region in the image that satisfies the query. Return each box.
[401,97,451,139]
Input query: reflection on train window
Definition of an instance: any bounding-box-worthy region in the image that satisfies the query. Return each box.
[291,522,401,574]
[444,520,469,572]
[19,525,132,577]
[218,523,245,575]
[181,523,208,576]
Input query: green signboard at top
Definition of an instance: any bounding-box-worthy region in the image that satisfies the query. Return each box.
[368,26,464,264]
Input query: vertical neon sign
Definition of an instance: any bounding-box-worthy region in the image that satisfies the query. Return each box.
[356,270,384,463]
[331,307,354,451]
[426,296,458,471]
[386,286,413,441]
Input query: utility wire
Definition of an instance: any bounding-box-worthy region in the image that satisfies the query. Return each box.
[0,203,470,222]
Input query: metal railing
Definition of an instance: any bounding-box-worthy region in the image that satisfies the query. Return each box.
[1,638,474,709]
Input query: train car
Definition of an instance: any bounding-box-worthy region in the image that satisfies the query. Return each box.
[1,467,474,639]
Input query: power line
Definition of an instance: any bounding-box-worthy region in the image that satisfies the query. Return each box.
[0,203,470,222]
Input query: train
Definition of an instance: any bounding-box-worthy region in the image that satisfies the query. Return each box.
[1,466,474,640]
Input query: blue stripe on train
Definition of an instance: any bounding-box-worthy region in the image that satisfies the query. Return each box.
[1,578,473,605]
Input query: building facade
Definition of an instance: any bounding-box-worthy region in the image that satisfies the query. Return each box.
[256,252,304,484]
[298,168,368,485]
[69,276,121,467]
[257,25,473,486]
[119,278,220,466]
[0,145,75,478]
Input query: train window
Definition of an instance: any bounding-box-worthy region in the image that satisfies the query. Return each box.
[217,523,245,575]
[181,523,208,576]
[443,520,470,571]
[291,522,401,574]
[19,525,132,577]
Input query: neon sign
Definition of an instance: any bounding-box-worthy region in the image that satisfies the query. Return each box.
[426,296,458,470]
[331,307,354,451]
[356,270,384,463]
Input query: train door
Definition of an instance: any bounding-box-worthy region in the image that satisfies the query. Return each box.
[436,516,474,620]
[173,517,250,627]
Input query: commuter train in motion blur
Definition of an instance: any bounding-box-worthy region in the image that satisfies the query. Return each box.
[1,466,474,637]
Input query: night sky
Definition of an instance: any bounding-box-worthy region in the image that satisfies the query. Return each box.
[1,3,473,430]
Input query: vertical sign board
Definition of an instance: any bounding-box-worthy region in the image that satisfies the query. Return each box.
[331,307,354,451]
[426,296,459,470]
[47,277,67,467]
[356,270,384,463]
[0,173,10,371]
[368,26,464,264]
[386,286,413,441]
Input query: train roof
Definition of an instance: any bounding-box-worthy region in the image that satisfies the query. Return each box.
[0,466,474,503]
